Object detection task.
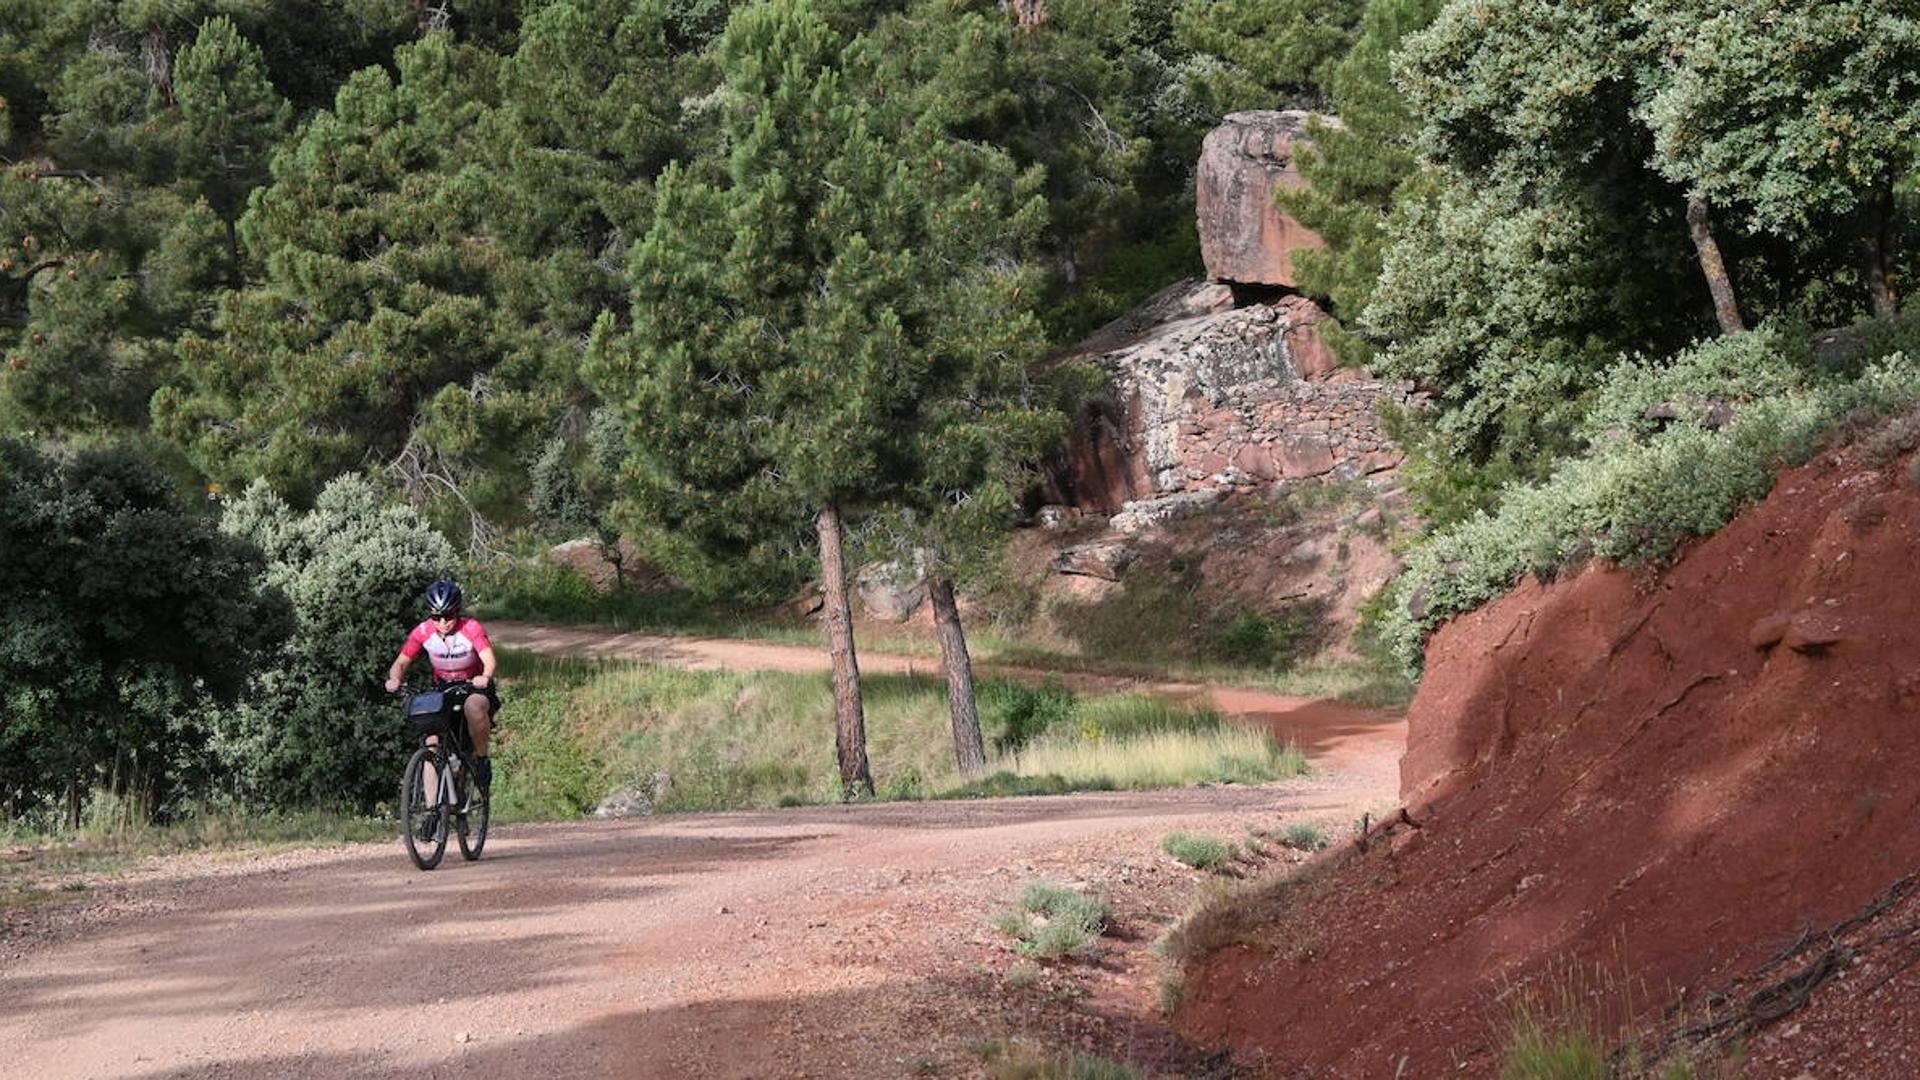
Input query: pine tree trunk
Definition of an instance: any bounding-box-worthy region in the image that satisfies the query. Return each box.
[929,576,987,775]
[816,503,873,799]
[1686,194,1747,334]
[1865,182,1899,319]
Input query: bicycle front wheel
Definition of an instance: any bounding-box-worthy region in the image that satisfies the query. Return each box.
[401,747,448,871]
[456,762,489,862]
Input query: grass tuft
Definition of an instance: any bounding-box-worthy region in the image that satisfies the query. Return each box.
[996,883,1112,960]
[1281,822,1330,851]
[1501,1008,1606,1080]
[1161,832,1237,870]
[975,1039,1143,1080]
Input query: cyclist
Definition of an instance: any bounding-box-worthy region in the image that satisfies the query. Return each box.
[384,580,499,798]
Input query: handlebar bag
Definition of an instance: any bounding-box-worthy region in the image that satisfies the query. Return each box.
[405,690,457,737]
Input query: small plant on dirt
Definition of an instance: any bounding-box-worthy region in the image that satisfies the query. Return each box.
[1500,1009,1605,1080]
[1158,970,1184,1016]
[1281,822,1330,852]
[995,883,1112,959]
[1004,961,1042,989]
[1162,832,1236,870]
[974,1040,1143,1080]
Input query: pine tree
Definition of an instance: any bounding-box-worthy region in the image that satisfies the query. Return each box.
[153,35,555,531]
[1279,0,1442,356]
[173,16,292,285]
[591,0,1060,795]
[0,2,424,437]
[1168,0,1364,117]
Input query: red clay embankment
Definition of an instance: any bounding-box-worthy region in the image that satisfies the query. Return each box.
[1177,442,1920,1076]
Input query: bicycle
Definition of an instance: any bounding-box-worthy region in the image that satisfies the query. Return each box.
[396,681,490,870]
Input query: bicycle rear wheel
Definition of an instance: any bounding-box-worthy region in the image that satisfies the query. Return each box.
[401,747,448,870]
[456,758,489,862]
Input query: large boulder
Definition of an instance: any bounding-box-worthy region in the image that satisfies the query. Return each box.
[855,558,929,621]
[1043,281,1415,503]
[1195,110,1328,288]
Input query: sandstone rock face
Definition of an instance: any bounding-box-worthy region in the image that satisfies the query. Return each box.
[1196,110,1328,287]
[547,537,667,592]
[1053,539,1136,580]
[855,558,928,621]
[1044,280,1418,511]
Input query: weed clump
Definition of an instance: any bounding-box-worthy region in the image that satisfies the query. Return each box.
[1162,832,1237,869]
[974,1039,1143,1080]
[1281,822,1330,851]
[995,883,1112,960]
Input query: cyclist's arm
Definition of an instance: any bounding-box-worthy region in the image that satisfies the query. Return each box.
[385,652,413,692]
[386,629,426,691]
[473,646,498,689]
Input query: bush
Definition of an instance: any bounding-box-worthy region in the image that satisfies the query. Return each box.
[1380,354,1920,670]
[996,883,1113,960]
[1161,832,1236,869]
[1577,328,1811,445]
[1282,822,1330,851]
[979,678,1076,755]
[212,475,458,811]
[0,440,285,821]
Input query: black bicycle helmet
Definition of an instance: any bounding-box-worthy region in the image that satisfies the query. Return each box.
[424,580,463,617]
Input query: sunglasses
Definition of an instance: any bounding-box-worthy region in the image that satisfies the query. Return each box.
[432,611,462,622]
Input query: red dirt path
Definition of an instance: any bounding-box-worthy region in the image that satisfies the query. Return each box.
[1,628,1404,1079]
[1176,443,1920,1076]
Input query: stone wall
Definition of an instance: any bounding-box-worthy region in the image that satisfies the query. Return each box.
[1044,280,1418,514]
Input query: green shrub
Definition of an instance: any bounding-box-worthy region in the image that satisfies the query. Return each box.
[1381,355,1920,670]
[465,554,756,633]
[1050,549,1331,673]
[1161,832,1236,869]
[976,1039,1145,1080]
[1577,328,1811,444]
[0,440,285,822]
[996,882,1113,960]
[1218,610,1277,664]
[1282,822,1330,851]
[939,771,1113,799]
[980,678,1076,754]
[213,475,457,812]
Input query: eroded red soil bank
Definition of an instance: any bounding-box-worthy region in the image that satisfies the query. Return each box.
[1178,444,1920,1075]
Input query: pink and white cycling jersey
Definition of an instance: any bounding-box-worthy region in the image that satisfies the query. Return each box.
[400,617,493,682]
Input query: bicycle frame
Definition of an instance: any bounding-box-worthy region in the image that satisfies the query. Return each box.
[398,681,489,869]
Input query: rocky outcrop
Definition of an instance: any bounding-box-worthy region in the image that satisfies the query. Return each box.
[855,558,928,621]
[1042,280,1417,514]
[1196,110,1328,288]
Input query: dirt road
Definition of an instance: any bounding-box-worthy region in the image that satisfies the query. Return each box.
[0,627,1404,1079]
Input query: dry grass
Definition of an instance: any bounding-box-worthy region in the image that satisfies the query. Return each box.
[1008,728,1305,791]
[1159,857,1341,965]
[505,651,1309,813]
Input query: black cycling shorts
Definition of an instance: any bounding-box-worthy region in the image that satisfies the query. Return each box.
[438,679,502,718]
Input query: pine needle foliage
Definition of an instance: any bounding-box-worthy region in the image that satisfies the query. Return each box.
[589,0,1062,593]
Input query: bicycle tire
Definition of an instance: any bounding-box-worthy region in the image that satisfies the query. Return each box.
[456,755,489,862]
[401,747,448,870]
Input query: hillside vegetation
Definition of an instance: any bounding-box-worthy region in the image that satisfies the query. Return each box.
[3,1,1917,829]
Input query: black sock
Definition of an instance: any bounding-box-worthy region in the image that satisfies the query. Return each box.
[475,756,492,791]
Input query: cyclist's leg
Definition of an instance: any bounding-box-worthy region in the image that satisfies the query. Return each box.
[463,692,494,793]
[422,734,442,803]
